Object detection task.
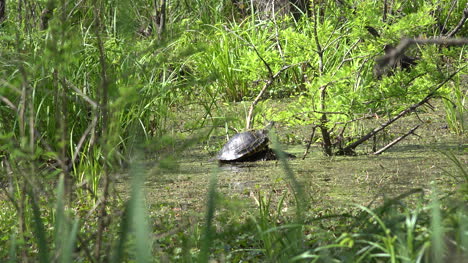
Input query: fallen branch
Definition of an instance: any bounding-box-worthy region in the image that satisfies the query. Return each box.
[372,125,420,155]
[338,67,463,155]
[375,37,468,75]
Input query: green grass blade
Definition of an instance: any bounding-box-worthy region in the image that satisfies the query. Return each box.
[460,209,468,260]
[129,159,152,263]
[61,218,79,263]
[430,188,444,263]
[111,202,131,263]
[55,175,65,256]
[8,233,17,263]
[28,189,50,263]
[198,174,218,262]
[269,131,305,220]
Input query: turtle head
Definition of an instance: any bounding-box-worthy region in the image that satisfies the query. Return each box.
[260,121,275,135]
[265,121,275,130]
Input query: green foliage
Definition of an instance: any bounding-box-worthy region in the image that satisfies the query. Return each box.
[0,0,466,262]
[443,77,467,135]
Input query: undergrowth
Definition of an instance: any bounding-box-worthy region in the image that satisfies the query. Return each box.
[0,0,466,262]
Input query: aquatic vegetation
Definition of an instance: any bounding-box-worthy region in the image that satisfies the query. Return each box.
[0,0,466,262]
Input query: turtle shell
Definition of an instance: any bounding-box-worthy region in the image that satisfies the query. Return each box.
[217,130,269,161]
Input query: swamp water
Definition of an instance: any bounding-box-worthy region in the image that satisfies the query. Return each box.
[117,138,466,218]
[116,104,467,219]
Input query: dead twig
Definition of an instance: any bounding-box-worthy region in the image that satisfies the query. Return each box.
[372,125,420,155]
[223,25,273,77]
[0,95,18,110]
[61,78,99,171]
[375,37,468,75]
[339,67,464,155]
[223,25,289,129]
[446,3,468,37]
[71,115,99,170]
[246,64,297,129]
[440,0,459,35]
[302,125,317,160]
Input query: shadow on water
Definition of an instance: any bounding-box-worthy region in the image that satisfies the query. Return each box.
[383,142,466,153]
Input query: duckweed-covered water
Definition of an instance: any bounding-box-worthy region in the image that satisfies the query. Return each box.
[116,104,467,218]
[117,141,466,219]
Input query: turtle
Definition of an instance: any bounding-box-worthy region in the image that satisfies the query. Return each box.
[216,122,274,163]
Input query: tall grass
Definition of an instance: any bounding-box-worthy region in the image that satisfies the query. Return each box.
[0,0,466,261]
[443,81,466,135]
[199,174,218,262]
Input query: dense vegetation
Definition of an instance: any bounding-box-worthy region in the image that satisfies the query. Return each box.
[0,0,466,262]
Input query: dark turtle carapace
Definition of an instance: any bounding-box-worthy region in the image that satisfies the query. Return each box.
[216,123,276,163]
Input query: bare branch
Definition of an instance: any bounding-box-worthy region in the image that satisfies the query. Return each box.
[0,95,18,111]
[246,64,299,129]
[375,37,468,75]
[339,67,464,155]
[311,0,323,74]
[70,115,99,171]
[302,125,317,160]
[62,78,98,109]
[223,25,274,77]
[446,4,468,37]
[373,125,420,155]
[440,0,459,35]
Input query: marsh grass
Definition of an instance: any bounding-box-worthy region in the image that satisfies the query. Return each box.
[1,0,467,262]
[1,124,467,262]
[443,83,466,135]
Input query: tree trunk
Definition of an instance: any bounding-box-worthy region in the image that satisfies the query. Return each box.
[158,0,166,40]
[252,0,309,19]
[0,0,6,24]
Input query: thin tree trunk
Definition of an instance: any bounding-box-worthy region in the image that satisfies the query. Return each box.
[93,1,111,259]
[382,0,388,22]
[158,0,166,40]
[17,0,21,27]
[311,0,332,156]
[0,0,6,24]
[319,86,332,156]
